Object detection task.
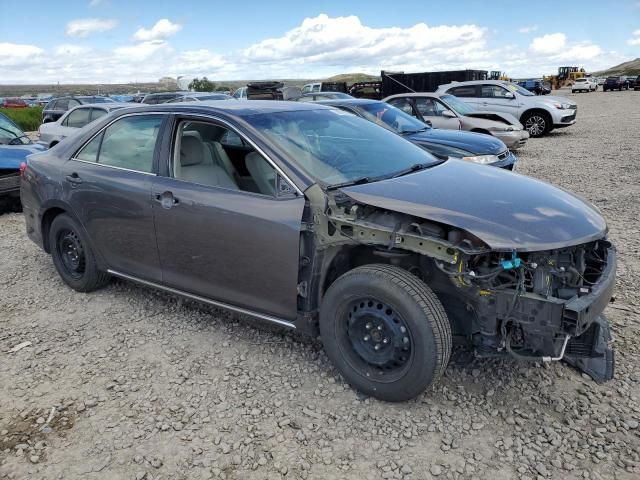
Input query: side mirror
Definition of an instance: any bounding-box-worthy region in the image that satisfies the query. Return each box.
[442,110,456,118]
[504,92,515,99]
[424,119,433,127]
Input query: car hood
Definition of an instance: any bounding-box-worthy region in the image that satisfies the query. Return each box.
[0,144,46,169]
[406,128,506,155]
[340,159,606,251]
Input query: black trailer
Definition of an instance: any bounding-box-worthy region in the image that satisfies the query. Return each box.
[380,69,489,96]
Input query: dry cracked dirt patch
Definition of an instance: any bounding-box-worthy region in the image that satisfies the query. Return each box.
[1,89,639,480]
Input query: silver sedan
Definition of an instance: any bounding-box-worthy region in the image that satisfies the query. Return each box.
[383,93,529,150]
[38,103,131,148]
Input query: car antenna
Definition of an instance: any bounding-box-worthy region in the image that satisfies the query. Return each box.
[382,72,417,93]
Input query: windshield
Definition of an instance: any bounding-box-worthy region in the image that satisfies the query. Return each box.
[440,94,476,115]
[357,102,429,134]
[0,113,30,145]
[245,108,441,186]
[504,83,535,96]
[86,97,115,103]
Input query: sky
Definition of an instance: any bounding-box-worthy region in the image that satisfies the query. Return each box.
[1,0,639,84]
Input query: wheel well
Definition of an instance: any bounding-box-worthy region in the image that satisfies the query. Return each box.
[41,207,66,253]
[321,246,425,296]
[520,108,550,123]
[470,128,491,135]
[49,141,58,148]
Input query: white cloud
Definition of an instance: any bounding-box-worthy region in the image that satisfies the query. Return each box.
[133,19,182,43]
[518,25,538,33]
[66,18,117,37]
[243,14,487,69]
[628,30,640,46]
[529,33,566,54]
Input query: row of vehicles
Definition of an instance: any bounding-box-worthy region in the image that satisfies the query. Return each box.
[3,72,617,401]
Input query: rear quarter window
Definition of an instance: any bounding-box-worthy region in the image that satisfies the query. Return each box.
[448,86,477,98]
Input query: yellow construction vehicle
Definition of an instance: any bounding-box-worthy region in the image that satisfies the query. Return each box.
[546,67,586,89]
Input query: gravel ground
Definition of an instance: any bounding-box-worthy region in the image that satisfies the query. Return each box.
[1,89,639,480]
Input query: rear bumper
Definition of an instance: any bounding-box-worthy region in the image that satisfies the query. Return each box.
[493,130,529,150]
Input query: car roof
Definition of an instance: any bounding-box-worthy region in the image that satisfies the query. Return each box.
[71,102,133,110]
[383,92,438,100]
[438,80,509,88]
[311,98,379,107]
[108,100,334,117]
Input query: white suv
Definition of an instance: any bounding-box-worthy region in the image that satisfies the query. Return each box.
[435,80,577,137]
[572,78,597,93]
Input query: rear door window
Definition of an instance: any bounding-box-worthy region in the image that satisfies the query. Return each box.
[447,86,478,98]
[97,115,162,173]
[387,98,416,116]
[64,108,92,128]
[90,108,108,122]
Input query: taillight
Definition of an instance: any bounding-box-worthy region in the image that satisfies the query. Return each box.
[19,162,27,177]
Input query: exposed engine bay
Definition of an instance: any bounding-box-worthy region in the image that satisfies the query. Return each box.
[299,186,616,382]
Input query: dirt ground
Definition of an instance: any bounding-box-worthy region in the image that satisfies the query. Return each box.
[1,89,639,480]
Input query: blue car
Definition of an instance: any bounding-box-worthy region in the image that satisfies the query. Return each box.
[0,112,45,204]
[318,99,516,169]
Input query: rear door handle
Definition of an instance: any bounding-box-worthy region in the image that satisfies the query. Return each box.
[154,191,179,209]
[65,173,83,185]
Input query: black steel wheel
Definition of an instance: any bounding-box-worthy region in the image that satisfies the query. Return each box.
[320,264,451,402]
[49,214,110,292]
[56,229,86,280]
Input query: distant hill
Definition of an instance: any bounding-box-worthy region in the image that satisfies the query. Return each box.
[326,72,380,83]
[593,58,640,77]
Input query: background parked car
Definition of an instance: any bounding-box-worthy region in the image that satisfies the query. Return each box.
[42,96,115,123]
[141,92,189,104]
[383,92,528,150]
[38,103,131,148]
[1,98,29,108]
[603,77,629,91]
[624,76,637,89]
[635,76,640,91]
[164,92,234,103]
[0,112,45,205]
[295,92,354,102]
[572,78,597,93]
[436,80,577,137]
[517,80,550,95]
[319,98,517,169]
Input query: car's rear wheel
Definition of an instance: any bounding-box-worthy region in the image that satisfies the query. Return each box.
[319,264,451,402]
[49,214,110,292]
[522,111,552,137]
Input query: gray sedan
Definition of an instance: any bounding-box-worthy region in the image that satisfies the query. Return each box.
[383,93,529,150]
[21,101,615,401]
[38,103,131,148]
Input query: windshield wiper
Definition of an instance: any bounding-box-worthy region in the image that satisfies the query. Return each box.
[400,127,429,135]
[390,162,439,178]
[327,176,372,190]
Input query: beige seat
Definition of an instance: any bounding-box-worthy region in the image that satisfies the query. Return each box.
[208,141,238,182]
[245,152,276,195]
[179,135,237,190]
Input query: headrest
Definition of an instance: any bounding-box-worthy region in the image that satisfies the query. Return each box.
[180,135,204,167]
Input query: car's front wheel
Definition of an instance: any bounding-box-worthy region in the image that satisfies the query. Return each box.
[319,264,451,402]
[49,214,110,292]
[522,111,552,137]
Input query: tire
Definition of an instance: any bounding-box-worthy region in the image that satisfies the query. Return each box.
[522,111,552,138]
[49,214,110,292]
[319,264,451,402]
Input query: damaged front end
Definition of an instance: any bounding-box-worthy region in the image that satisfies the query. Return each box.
[305,185,616,382]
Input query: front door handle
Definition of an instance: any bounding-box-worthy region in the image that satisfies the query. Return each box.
[65,173,83,185]
[154,191,179,209]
